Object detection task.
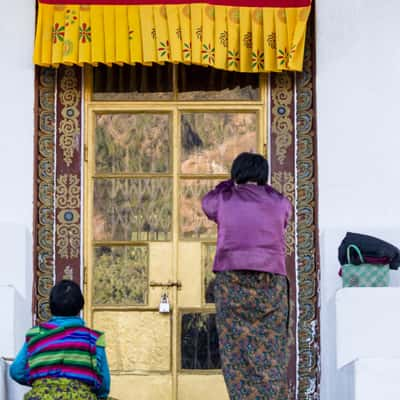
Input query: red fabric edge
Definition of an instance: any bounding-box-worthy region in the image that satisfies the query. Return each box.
[39,0,311,7]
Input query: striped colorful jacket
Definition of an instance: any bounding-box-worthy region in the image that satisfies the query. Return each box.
[26,322,104,390]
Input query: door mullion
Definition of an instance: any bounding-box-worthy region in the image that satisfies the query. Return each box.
[172,106,179,400]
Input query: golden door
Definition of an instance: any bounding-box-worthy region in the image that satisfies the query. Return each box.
[84,65,267,399]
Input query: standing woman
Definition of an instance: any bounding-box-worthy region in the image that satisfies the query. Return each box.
[202,152,291,400]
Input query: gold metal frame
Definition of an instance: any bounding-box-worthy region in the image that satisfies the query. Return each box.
[83,65,268,398]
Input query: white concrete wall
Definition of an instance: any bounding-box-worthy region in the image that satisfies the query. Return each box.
[0,0,35,225]
[0,0,35,393]
[0,0,35,397]
[316,1,400,399]
[0,0,35,287]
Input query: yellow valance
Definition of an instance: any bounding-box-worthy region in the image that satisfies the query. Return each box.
[34,2,311,72]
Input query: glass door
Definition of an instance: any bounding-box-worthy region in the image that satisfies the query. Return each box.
[84,64,267,399]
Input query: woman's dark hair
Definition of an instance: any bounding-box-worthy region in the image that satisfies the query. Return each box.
[50,280,84,316]
[231,152,269,185]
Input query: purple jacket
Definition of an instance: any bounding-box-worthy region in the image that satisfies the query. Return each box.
[202,180,291,275]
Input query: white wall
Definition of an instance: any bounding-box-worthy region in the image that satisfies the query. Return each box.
[0,0,35,361]
[0,1,35,398]
[316,0,400,229]
[316,1,400,399]
[0,0,35,226]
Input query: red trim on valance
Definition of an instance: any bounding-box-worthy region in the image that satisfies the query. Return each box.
[39,0,311,7]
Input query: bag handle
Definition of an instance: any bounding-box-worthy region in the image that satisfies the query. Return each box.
[346,244,365,264]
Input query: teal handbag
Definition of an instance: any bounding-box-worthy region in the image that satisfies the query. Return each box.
[342,244,390,287]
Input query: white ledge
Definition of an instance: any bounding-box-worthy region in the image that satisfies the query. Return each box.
[336,288,400,369]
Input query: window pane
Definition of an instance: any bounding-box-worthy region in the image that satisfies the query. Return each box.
[93,245,148,306]
[180,179,219,240]
[181,112,258,174]
[95,113,171,174]
[203,244,217,304]
[93,64,173,101]
[181,313,221,370]
[177,64,260,101]
[93,178,172,241]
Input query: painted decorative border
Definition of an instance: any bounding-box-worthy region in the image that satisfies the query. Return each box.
[270,71,297,399]
[34,67,56,323]
[296,19,320,399]
[55,66,82,284]
[34,66,82,322]
[270,15,319,399]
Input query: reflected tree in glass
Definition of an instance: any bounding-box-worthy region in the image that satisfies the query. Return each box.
[93,178,172,241]
[181,112,257,174]
[180,179,220,240]
[177,64,260,101]
[181,313,221,370]
[93,245,148,306]
[203,244,217,303]
[95,113,170,174]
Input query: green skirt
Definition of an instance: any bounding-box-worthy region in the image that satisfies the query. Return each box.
[24,378,98,400]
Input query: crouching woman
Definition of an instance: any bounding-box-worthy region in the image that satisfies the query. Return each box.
[10,280,110,400]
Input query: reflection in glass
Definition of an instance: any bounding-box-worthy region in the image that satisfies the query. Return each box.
[180,179,219,240]
[92,64,173,101]
[177,64,260,101]
[95,113,170,174]
[93,178,172,241]
[181,113,257,174]
[181,313,221,370]
[203,244,217,303]
[93,245,148,306]
[92,64,259,101]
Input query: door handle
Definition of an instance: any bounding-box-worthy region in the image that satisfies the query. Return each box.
[149,280,182,290]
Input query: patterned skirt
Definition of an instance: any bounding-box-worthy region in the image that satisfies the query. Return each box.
[24,378,98,400]
[214,271,289,400]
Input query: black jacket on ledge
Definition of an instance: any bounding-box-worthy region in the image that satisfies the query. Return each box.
[338,232,400,270]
